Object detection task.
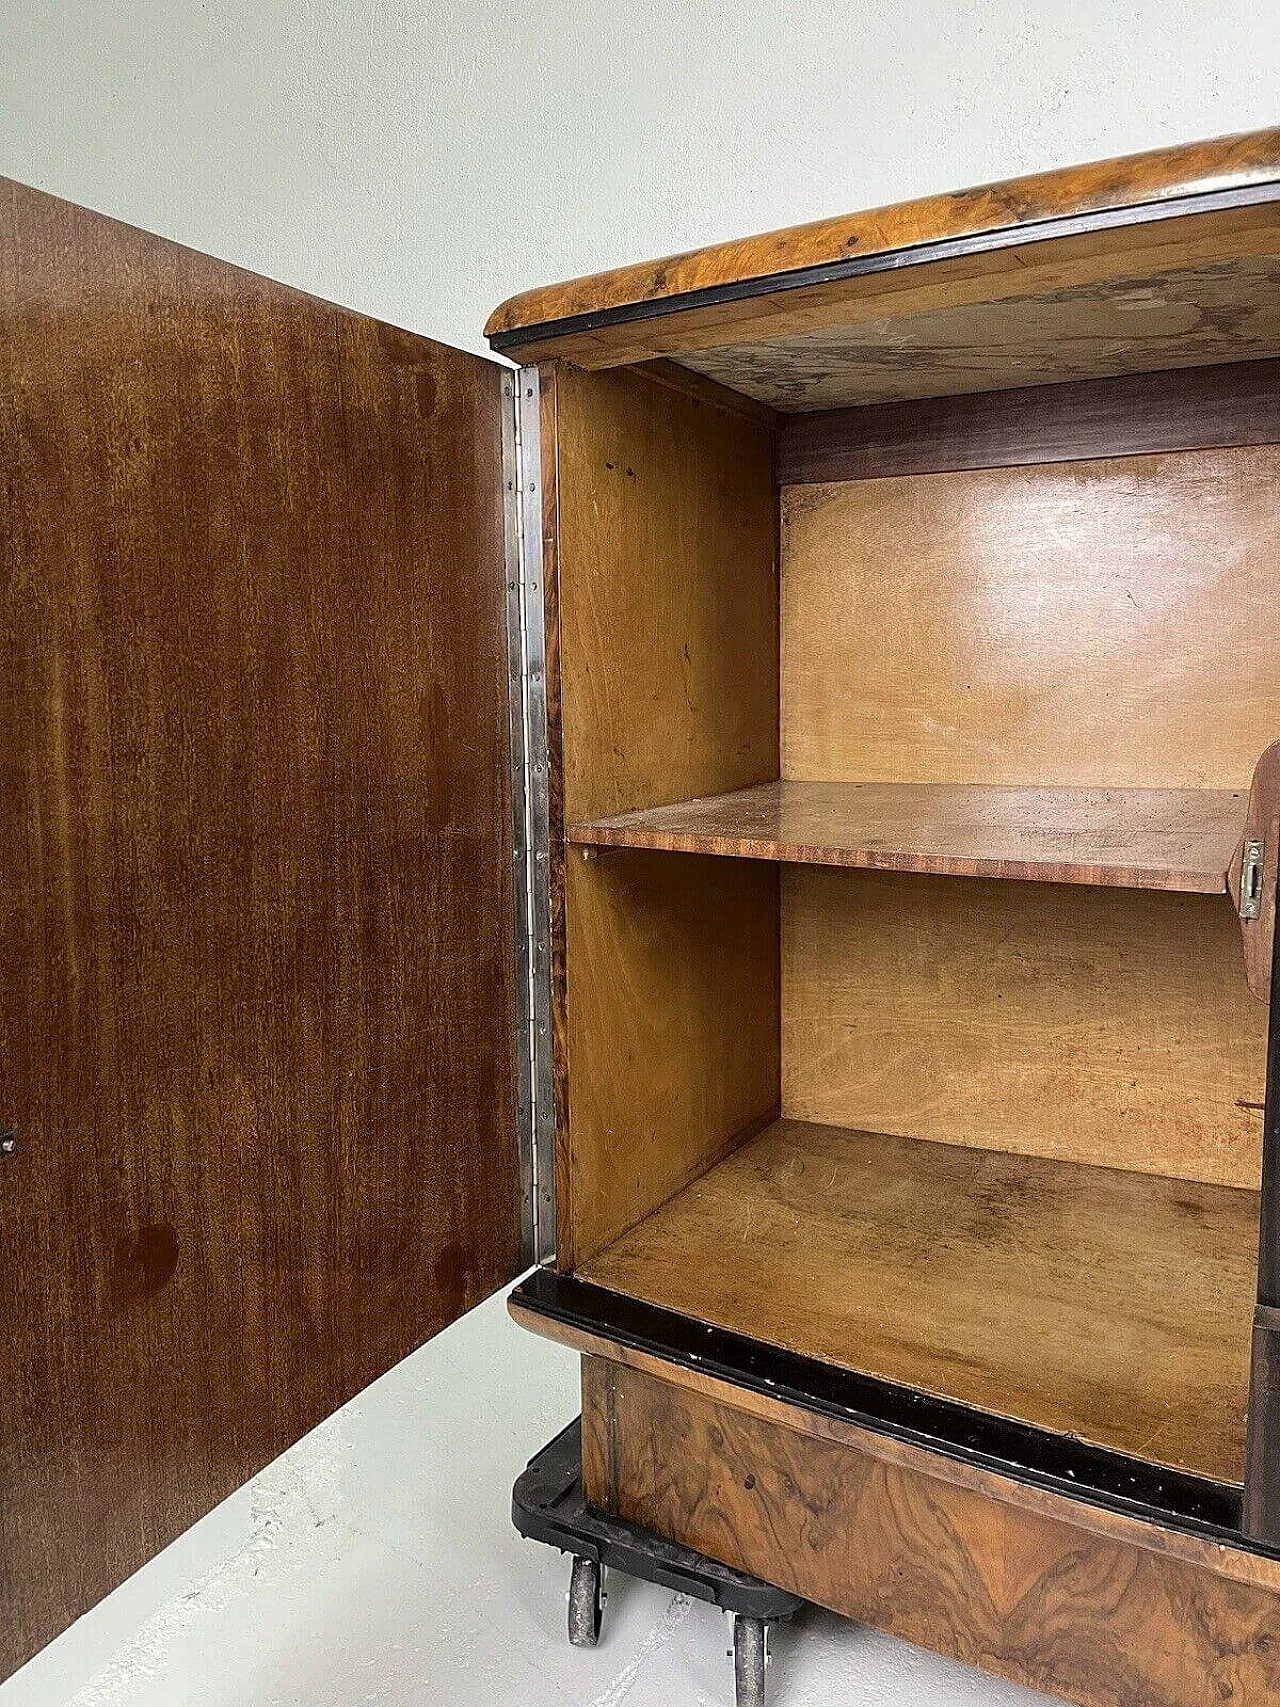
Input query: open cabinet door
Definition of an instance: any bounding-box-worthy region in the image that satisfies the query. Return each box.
[0,178,525,1675]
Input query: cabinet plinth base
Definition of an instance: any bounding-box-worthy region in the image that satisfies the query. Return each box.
[581,1353,1280,1707]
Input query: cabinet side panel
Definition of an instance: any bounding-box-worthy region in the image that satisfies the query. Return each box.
[557,364,779,823]
[549,365,780,1265]
[783,868,1267,1187]
[565,851,780,1265]
[585,1357,1280,1707]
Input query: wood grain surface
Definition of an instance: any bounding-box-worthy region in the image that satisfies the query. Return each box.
[583,1356,1280,1707]
[544,364,780,1266]
[489,207,1280,381]
[679,249,1280,409]
[553,364,779,826]
[783,868,1268,1189]
[0,178,520,1674]
[581,1118,1258,1483]
[780,446,1280,790]
[776,358,1280,482]
[486,127,1280,351]
[570,779,1244,892]
[562,851,780,1267]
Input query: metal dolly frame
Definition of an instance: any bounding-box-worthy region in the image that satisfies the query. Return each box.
[513,1418,803,1707]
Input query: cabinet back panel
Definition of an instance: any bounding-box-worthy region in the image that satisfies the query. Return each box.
[547,365,780,1264]
[782,868,1267,1187]
[781,444,1280,789]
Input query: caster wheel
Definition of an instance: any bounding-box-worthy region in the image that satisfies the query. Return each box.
[733,1615,768,1707]
[567,1555,603,1648]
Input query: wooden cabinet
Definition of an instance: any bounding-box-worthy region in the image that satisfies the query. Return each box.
[5,129,1280,1702]
[500,129,1280,1707]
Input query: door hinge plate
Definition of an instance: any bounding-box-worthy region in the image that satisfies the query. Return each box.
[1241,838,1265,922]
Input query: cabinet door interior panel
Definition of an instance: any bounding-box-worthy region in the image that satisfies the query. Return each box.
[0,177,520,1674]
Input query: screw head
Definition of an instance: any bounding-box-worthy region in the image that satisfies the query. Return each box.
[0,1130,16,1157]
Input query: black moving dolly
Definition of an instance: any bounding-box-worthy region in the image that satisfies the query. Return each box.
[513,1419,804,1707]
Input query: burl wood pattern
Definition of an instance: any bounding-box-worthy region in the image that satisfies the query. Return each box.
[0,178,520,1674]
[783,869,1268,1190]
[781,447,1280,791]
[582,1356,1280,1707]
[517,1315,1275,1586]
[581,1119,1258,1483]
[570,779,1245,893]
[544,363,780,1266]
[487,126,1280,334]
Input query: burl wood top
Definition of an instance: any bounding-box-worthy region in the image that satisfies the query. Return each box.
[487,128,1280,351]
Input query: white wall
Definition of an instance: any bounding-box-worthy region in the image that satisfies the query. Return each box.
[2,1,1277,360]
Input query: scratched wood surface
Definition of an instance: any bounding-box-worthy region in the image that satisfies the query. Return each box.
[581,1118,1258,1482]
[486,129,1280,385]
[0,177,521,1674]
[679,249,1280,408]
[583,1356,1280,1707]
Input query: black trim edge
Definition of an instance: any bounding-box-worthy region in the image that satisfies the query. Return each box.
[512,1268,1280,1560]
[488,180,1280,356]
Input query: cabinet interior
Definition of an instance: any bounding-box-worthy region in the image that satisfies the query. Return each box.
[547,319,1280,1489]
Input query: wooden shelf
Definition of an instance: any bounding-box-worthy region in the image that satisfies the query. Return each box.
[569,779,1246,893]
[580,1119,1260,1485]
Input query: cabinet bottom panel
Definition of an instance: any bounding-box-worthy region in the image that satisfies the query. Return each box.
[581,1354,1280,1707]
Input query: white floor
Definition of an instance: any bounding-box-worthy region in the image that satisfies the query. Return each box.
[1,1287,1058,1707]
